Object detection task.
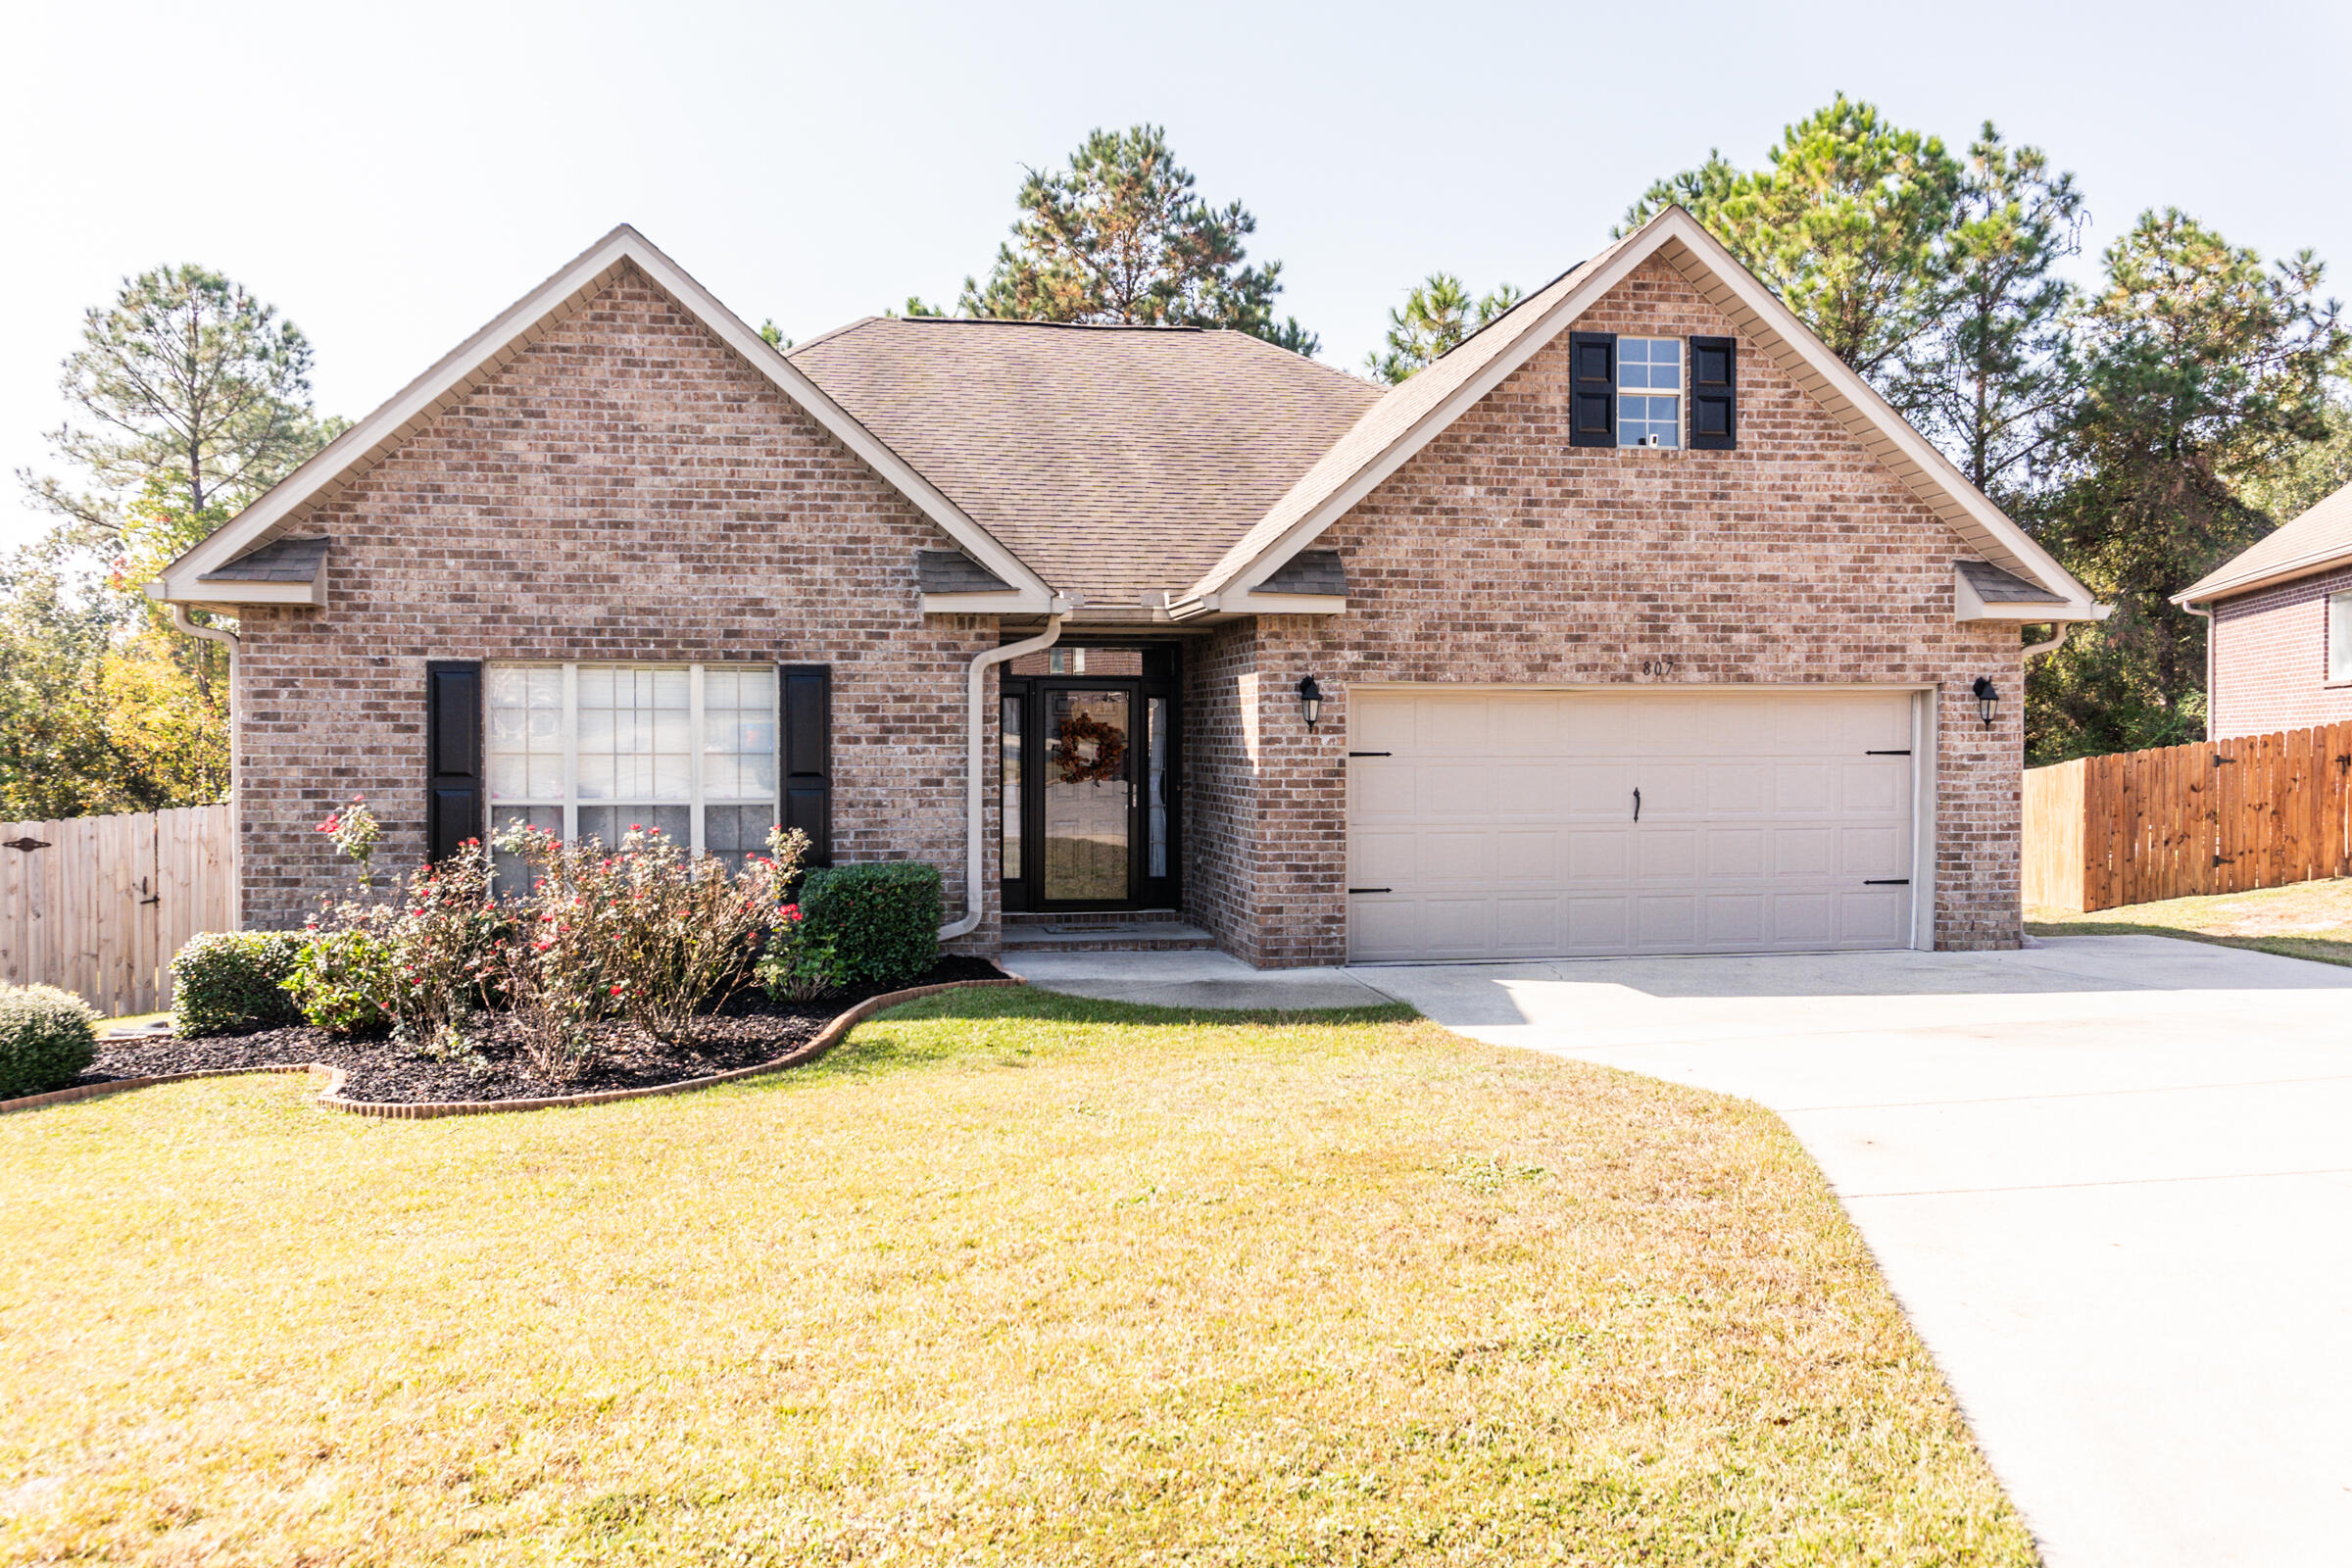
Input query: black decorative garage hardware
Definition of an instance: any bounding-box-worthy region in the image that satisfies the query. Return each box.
[1864,878,1911,886]
[1347,887,1392,895]
[2,836,49,853]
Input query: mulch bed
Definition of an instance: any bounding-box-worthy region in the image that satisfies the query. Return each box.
[69,956,1005,1106]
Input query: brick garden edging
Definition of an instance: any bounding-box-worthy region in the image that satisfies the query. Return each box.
[0,975,1024,1121]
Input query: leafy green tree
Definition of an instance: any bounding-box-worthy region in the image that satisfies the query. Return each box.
[1893,126,2084,499]
[1366,273,1523,383]
[19,264,343,541]
[0,560,144,818]
[956,124,1318,354]
[2026,211,2349,760]
[1623,95,1964,380]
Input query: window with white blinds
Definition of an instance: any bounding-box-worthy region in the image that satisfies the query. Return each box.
[485,663,777,893]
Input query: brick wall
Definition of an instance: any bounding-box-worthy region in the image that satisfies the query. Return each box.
[233,266,1000,945]
[1220,257,2025,965]
[1181,620,1260,956]
[2209,566,2352,738]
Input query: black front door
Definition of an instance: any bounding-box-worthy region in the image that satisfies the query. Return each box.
[1002,645,1178,912]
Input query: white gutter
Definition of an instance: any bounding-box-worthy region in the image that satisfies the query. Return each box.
[940,612,1066,943]
[170,603,239,648]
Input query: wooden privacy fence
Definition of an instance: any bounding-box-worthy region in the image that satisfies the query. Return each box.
[2024,722,2352,912]
[0,805,235,1017]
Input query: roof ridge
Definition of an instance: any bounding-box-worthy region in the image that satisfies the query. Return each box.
[782,316,880,358]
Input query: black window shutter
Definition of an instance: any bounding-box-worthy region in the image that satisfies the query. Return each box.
[424,661,482,863]
[1567,331,1618,448]
[781,664,832,866]
[1689,335,1738,450]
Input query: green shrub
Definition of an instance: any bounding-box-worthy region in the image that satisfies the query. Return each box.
[171,931,306,1038]
[0,984,97,1099]
[283,926,398,1034]
[797,862,942,989]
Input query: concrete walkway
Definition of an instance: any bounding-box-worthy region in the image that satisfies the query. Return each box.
[1013,936,2352,1568]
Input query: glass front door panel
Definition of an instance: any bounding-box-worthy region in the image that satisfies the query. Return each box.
[1045,688,1131,902]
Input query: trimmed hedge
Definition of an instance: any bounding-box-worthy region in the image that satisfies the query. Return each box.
[0,984,97,1100]
[172,931,307,1038]
[799,861,943,988]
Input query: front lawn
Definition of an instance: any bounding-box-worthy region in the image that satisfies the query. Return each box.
[0,989,2034,1565]
[2027,875,2352,968]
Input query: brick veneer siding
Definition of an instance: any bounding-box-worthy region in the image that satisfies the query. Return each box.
[1180,620,1261,956]
[232,266,1002,948]
[2208,565,2352,738]
[1218,257,2026,966]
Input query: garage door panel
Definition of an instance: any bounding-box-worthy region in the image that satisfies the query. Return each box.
[1348,830,1418,888]
[1421,698,1490,753]
[1420,830,1494,885]
[1636,896,1698,947]
[1639,829,1699,879]
[1348,689,1918,961]
[1705,762,1771,814]
[1706,827,1768,877]
[1703,894,1767,945]
[1494,830,1560,884]
[1567,830,1630,881]
[1349,764,1415,819]
[1494,897,1560,954]
[1840,825,1909,878]
[1416,764,1495,819]
[1352,697,1417,755]
[1566,762,1638,816]
[1494,764,1564,818]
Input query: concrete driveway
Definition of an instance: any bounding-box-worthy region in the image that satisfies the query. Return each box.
[1354,935,2352,1568]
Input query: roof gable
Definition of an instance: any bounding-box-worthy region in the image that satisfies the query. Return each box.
[788,318,1381,610]
[1175,207,2102,620]
[150,226,1059,612]
[2177,479,2352,605]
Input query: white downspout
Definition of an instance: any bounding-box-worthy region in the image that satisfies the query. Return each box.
[170,602,239,648]
[940,612,1065,943]
[2021,621,2067,665]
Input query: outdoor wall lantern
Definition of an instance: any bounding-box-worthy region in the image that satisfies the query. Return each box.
[1297,674,1324,732]
[1972,676,2000,729]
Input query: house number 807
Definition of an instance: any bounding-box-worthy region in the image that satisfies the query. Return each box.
[1642,656,1680,677]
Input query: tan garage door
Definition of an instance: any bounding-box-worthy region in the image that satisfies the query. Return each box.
[1346,688,1920,962]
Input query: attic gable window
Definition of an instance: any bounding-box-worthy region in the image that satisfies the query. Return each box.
[1618,338,1682,447]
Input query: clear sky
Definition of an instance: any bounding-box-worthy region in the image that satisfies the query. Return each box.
[4,0,2347,552]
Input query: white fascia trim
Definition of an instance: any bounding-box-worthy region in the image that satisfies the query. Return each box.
[921,590,1055,615]
[2174,548,2352,609]
[1190,206,2101,615]
[1952,564,2103,623]
[149,225,1056,609]
[144,576,323,609]
[1170,590,1347,619]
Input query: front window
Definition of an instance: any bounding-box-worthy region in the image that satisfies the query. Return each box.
[2332,592,2352,683]
[485,662,777,894]
[1618,336,1682,447]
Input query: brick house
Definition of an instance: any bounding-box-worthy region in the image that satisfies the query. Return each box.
[2176,481,2352,739]
[150,209,2103,966]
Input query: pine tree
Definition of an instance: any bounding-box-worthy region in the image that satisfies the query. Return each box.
[956,125,1318,355]
[1365,274,1523,383]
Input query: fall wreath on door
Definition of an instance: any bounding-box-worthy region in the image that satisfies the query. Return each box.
[1053,710,1128,785]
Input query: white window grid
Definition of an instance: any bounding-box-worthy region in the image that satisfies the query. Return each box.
[2330,592,2352,684]
[484,662,777,858]
[1618,337,1683,448]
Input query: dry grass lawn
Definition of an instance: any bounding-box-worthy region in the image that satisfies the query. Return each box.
[2028,874,2352,968]
[0,988,2034,1565]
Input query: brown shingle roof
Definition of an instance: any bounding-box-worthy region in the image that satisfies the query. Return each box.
[1957,560,2063,604]
[200,534,331,583]
[790,318,1382,606]
[2178,479,2352,604]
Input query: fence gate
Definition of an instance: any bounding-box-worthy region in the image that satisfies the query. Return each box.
[0,804,235,1017]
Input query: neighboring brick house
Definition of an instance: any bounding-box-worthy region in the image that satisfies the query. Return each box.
[150,209,2103,966]
[2176,482,2352,739]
